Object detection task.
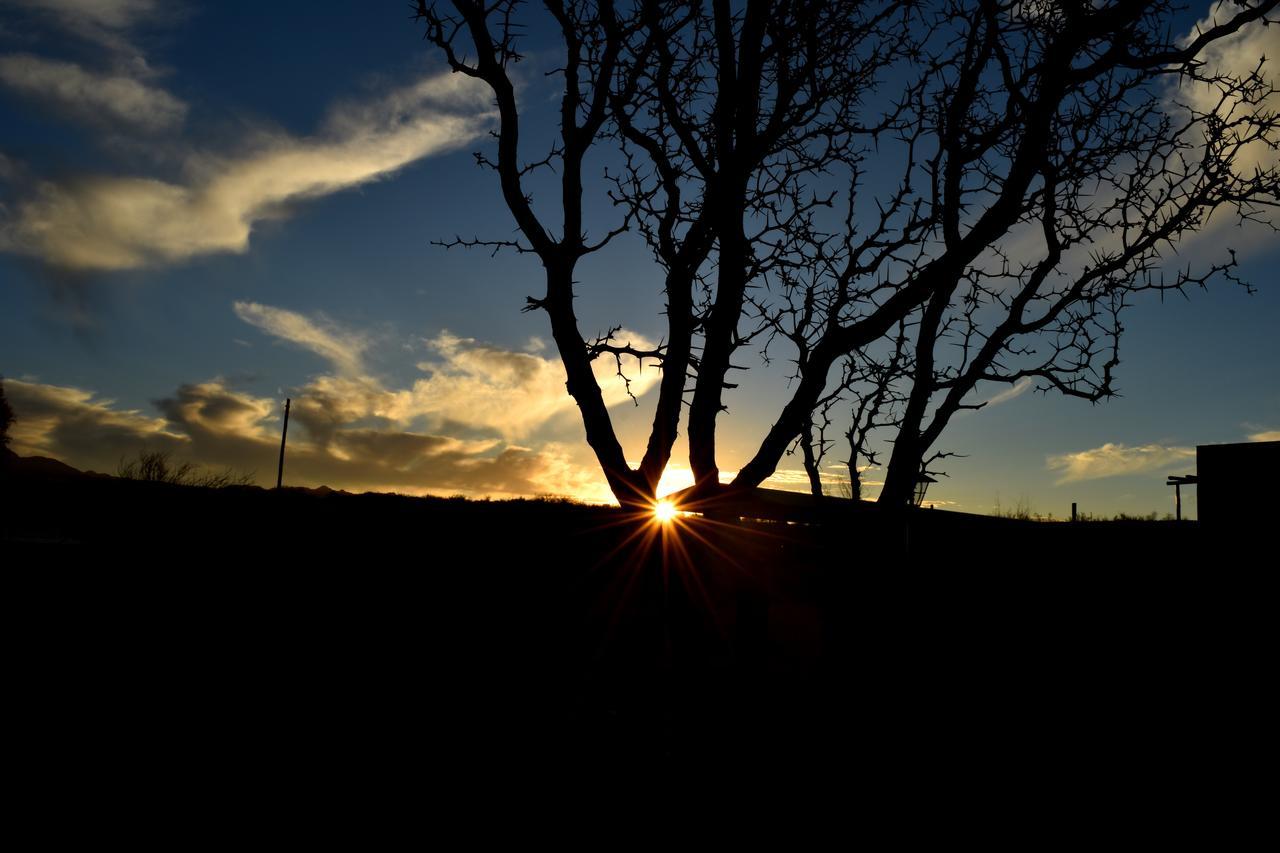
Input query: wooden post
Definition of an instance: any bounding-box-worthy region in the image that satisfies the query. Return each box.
[1166,475,1197,522]
[276,398,290,489]
[1071,502,1078,523]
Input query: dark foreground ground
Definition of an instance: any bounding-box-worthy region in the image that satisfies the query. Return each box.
[2,463,1270,797]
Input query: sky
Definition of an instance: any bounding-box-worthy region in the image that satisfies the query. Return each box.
[1,0,1277,519]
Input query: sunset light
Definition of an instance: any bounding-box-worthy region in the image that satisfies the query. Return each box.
[2,0,1276,777]
[653,500,679,524]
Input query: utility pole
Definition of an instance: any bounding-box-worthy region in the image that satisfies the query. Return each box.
[276,398,290,489]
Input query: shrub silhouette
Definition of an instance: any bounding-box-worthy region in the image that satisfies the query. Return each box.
[117,450,254,488]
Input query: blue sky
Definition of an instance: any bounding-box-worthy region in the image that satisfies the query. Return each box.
[1,0,1277,517]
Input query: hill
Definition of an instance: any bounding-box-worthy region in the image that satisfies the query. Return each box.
[1,452,1264,776]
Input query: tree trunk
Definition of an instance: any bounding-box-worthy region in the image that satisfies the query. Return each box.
[847,461,862,502]
[688,186,749,488]
[878,286,948,508]
[878,432,922,508]
[800,421,823,499]
[637,266,697,496]
[544,265,647,507]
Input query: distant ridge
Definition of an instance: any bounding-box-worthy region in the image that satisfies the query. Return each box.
[1,450,106,480]
[0,450,361,495]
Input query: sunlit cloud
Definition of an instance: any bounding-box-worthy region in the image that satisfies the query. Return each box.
[1165,3,1280,250]
[0,53,187,131]
[0,72,495,269]
[987,6,1279,274]
[1180,2,1280,176]
[154,381,278,441]
[233,301,369,377]
[4,377,187,466]
[5,376,611,500]
[231,303,663,442]
[1047,442,1196,484]
[6,299,656,502]
[1248,429,1280,442]
[404,330,663,439]
[759,467,858,495]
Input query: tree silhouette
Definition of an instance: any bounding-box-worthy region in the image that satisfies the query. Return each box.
[738,0,1280,506]
[417,0,914,506]
[418,1,1279,508]
[0,377,14,448]
[418,0,669,508]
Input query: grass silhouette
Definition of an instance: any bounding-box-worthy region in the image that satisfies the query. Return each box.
[116,449,255,489]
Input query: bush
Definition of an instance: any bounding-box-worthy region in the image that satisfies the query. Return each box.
[117,450,255,488]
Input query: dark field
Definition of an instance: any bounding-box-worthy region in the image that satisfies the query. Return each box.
[3,466,1268,786]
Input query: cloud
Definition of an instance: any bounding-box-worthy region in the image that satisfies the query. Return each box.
[6,0,159,34]
[0,53,187,131]
[990,8,1279,273]
[980,377,1034,408]
[1180,3,1280,176]
[8,302,665,501]
[4,378,188,467]
[1046,442,1196,484]
[3,0,171,72]
[0,71,495,270]
[6,376,612,500]
[231,303,663,441]
[154,381,277,441]
[1248,429,1280,442]
[401,330,663,439]
[233,301,368,376]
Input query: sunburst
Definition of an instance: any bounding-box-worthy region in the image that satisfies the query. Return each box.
[652,499,679,523]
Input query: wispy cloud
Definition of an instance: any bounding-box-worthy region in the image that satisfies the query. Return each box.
[1248,429,1280,442]
[232,303,662,442]
[0,72,495,270]
[3,0,175,72]
[6,0,160,38]
[233,301,369,377]
[0,53,186,131]
[1047,442,1196,484]
[980,377,1034,408]
[0,0,185,132]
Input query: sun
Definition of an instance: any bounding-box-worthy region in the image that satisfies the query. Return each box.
[653,499,679,523]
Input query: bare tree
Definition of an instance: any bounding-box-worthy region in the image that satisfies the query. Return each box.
[416,0,914,506]
[871,0,1280,506]
[417,1,1279,510]
[417,0,676,508]
[730,0,1280,506]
